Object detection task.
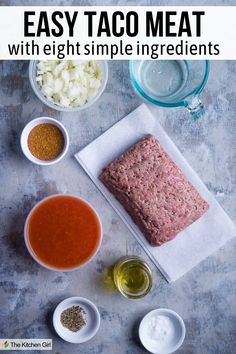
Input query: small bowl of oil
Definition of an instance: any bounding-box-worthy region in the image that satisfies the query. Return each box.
[113,256,152,299]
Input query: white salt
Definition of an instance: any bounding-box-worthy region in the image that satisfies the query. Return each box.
[148,315,173,342]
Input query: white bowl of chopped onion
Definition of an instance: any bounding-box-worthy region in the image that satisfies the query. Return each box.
[29,60,108,112]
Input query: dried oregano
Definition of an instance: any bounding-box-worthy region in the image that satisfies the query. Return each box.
[60,305,86,332]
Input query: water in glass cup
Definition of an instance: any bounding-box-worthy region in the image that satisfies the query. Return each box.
[130,60,209,120]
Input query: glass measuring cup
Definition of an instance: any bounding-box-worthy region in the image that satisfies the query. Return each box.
[129,60,209,120]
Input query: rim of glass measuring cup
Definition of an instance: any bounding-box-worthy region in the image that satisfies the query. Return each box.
[129,60,210,108]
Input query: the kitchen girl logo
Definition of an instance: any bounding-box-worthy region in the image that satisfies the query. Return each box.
[0,341,9,350]
[0,339,52,351]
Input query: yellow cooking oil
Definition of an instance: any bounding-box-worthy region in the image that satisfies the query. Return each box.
[113,256,152,299]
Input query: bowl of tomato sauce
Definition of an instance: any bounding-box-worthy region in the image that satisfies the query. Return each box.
[24,194,102,271]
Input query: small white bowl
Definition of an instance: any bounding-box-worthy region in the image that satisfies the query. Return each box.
[20,117,69,166]
[139,308,186,354]
[29,60,108,112]
[53,297,100,344]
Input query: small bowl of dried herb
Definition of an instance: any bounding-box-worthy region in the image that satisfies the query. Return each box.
[53,297,100,344]
[20,117,69,165]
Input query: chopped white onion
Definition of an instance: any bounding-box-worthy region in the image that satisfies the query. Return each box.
[36,60,102,108]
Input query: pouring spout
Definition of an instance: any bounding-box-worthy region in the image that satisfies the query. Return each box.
[186,96,205,120]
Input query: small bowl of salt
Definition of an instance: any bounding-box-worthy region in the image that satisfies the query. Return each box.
[139,308,186,354]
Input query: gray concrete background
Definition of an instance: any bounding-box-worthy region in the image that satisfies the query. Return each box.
[0,1,236,354]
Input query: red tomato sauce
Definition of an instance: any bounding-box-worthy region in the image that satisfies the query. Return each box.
[27,195,101,269]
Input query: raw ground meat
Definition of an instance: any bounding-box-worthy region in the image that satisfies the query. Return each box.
[99,134,209,246]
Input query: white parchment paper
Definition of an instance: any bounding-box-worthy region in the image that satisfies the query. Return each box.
[75,104,236,282]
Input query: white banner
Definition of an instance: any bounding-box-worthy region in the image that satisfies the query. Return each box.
[0,6,235,60]
[0,339,52,351]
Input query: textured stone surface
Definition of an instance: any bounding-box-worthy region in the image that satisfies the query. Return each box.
[1,1,236,354]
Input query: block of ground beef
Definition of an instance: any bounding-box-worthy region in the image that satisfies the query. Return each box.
[99,134,209,246]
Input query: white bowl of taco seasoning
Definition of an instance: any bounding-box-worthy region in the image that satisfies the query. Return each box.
[20,117,69,166]
[53,297,100,344]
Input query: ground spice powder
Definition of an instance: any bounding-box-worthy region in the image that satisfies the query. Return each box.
[28,123,64,161]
